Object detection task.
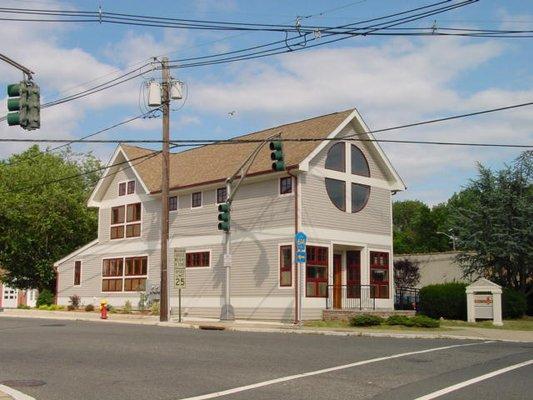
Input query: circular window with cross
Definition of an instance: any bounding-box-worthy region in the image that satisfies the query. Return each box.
[324,142,371,213]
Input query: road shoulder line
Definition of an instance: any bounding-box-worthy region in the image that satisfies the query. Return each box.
[0,385,35,400]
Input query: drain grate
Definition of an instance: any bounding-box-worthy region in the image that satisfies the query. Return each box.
[199,325,226,331]
[40,323,66,327]
[1,380,46,387]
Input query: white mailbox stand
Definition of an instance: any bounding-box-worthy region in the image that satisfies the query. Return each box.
[466,278,503,326]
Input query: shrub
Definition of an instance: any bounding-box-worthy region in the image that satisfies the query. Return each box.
[69,295,81,309]
[138,292,148,312]
[67,304,76,311]
[411,315,440,328]
[502,288,527,319]
[419,283,467,320]
[150,300,160,316]
[17,304,31,310]
[85,304,95,312]
[36,289,54,307]
[350,314,383,327]
[106,304,114,313]
[386,315,414,327]
[123,300,132,314]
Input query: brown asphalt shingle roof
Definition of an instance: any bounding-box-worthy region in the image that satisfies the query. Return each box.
[121,109,354,193]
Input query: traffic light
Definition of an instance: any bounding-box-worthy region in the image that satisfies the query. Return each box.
[217,202,230,232]
[6,80,40,131]
[270,140,285,171]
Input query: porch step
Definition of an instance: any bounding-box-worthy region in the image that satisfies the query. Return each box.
[323,309,415,322]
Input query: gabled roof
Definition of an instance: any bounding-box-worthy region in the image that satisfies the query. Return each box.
[90,108,405,202]
[121,109,356,193]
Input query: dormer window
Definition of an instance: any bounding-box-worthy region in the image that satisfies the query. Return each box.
[119,180,135,196]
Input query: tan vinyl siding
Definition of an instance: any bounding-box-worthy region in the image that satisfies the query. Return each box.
[101,166,141,201]
[57,248,160,304]
[301,173,391,235]
[170,238,294,299]
[170,178,294,237]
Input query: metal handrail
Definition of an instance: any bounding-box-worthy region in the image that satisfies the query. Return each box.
[326,284,378,310]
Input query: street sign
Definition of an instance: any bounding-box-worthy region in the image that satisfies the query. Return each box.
[173,248,186,289]
[295,231,307,263]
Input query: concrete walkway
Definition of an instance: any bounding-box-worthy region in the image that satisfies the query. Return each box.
[1,308,531,342]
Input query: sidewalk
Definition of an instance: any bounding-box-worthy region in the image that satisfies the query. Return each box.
[1,308,532,342]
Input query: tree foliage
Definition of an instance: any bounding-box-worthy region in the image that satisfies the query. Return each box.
[451,151,532,295]
[393,200,452,254]
[0,146,101,290]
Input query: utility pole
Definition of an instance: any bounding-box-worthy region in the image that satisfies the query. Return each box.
[221,180,233,320]
[160,57,170,322]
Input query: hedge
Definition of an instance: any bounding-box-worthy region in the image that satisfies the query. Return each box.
[418,283,467,320]
[419,283,527,320]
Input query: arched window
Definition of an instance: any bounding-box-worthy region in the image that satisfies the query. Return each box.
[325,142,345,172]
[351,145,370,177]
[325,178,346,211]
[351,183,370,213]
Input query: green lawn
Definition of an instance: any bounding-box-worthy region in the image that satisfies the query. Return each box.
[441,317,533,331]
[304,316,533,332]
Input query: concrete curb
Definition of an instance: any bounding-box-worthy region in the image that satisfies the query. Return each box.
[0,385,35,400]
[2,311,531,343]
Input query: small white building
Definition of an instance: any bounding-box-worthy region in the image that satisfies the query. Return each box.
[0,281,37,308]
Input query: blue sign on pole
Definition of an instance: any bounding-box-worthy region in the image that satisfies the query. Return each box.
[295,231,307,263]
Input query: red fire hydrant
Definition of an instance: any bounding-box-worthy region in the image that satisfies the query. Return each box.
[100,299,108,320]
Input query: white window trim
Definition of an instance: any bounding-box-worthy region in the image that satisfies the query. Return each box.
[215,187,228,205]
[185,249,212,269]
[277,242,294,289]
[169,195,179,213]
[73,259,83,287]
[278,176,294,198]
[117,179,136,197]
[110,203,143,241]
[190,191,203,209]
[101,254,149,294]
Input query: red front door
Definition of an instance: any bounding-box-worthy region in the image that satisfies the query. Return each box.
[333,254,342,309]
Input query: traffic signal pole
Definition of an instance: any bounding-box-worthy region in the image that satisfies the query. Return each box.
[160,57,170,322]
[219,133,282,321]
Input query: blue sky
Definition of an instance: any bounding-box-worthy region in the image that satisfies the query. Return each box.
[1,0,532,205]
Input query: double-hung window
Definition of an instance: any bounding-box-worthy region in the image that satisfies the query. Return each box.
[216,187,227,204]
[191,192,202,208]
[279,245,292,287]
[102,256,147,292]
[74,261,82,286]
[169,196,178,212]
[279,177,293,195]
[110,203,141,239]
[119,180,135,196]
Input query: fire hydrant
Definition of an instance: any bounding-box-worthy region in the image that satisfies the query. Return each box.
[100,299,108,320]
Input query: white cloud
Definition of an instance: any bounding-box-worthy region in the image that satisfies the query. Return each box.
[187,37,531,203]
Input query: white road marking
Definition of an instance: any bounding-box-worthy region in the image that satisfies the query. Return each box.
[413,359,533,400]
[0,384,36,400]
[178,341,494,400]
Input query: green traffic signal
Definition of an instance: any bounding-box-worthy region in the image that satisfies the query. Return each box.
[269,140,285,171]
[6,80,40,130]
[217,203,230,232]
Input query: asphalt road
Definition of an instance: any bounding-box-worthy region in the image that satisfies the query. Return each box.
[0,317,531,400]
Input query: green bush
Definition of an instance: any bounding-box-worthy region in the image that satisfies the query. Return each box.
[386,315,414,327]
[67,304,76,311]
[350,314,383,327]
[411,315,440,328]
[502,288,527,319]
[419,283,467,320]
[36,289,54,307]
[17,304,31,310]
[85,304,95,312]
[123,300,132,314]
[150,301,160,316]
